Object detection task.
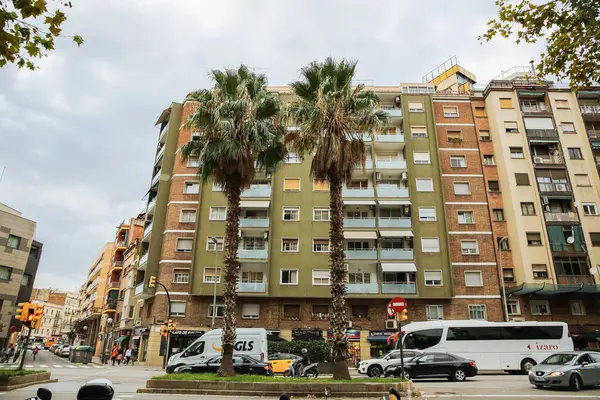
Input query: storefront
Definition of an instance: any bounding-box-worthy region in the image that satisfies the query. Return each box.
[131,327,149,361]
[291,328,323,341]
[367,330,396,358]
[327,329,361,365]
[165,330,204,358]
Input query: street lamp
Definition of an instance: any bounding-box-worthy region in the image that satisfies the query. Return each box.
[209,237,219,329]
[498,237,510,322]
[82,325,88,345]
[100,317,113,364]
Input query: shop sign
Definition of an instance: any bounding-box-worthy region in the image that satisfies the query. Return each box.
[266,329,280,335]
[327,329,361,341]
[292,328,322,338]
[369,330,396,337]
[170,330,204,338]
[133,327,149,337]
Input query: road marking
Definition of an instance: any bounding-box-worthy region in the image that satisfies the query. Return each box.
[53,365,63,368]
[80,365,91,369]
[24,365,33,368]
[68,365,77,368]
[94,366,104,369]
[39,364,48,367]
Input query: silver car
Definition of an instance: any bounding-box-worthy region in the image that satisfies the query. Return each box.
[529,351,600,391]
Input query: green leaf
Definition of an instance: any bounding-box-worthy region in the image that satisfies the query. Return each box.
[73,35,83,46]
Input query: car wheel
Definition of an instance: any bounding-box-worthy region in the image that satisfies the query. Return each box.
[453,368,467,382]
[368,365,383,378]
[305,369,318,379]
[520,358,537,375]
[570,374,582,391]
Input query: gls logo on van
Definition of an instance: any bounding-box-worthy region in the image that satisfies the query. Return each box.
[212,341,255,352]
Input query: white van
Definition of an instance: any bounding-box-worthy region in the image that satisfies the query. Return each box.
[167,328,268,372]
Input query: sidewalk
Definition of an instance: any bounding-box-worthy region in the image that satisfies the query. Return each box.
[91,356,163,370]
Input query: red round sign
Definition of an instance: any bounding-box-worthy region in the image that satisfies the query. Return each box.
[386,302,395,318]
[9,326,16,333]
[390,297,407,313]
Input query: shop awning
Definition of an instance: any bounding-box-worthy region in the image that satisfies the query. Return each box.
[507,283,600,296]
[381,262,417,272]
[239,200,270,208]
[367,335,392,343]
[591,141,600,149]
[344,231,377,239]
[114,336,129,343]
[344,200,376,206]
[380,230,413,237]
[378,200,411,206]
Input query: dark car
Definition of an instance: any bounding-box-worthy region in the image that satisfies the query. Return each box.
[174,355,273,375]
[529,351,600,391]
[385,352,478,381]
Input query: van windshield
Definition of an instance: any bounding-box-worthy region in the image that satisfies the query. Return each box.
[184,341,205,357]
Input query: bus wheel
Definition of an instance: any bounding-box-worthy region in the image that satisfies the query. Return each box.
[520,358,536,374]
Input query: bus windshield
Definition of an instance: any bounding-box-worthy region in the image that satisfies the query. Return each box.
[403,329,443,350]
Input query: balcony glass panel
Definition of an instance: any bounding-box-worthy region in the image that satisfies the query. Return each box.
[378,217,411,228]
[380,248,414,260]
[342,188,375,198]
[381,283,417,294]
[347,283,379,294]
[377,186,409,198]
[134,283,144,296]
[238,282,266,293]
[241,185,272,198]
[345,249,378,259]
[376,159,407,169]
[239,218,270,228]
[343,218,376,228]
[237,248,268,259]
[544,212,579,223]
[581,105,600,114]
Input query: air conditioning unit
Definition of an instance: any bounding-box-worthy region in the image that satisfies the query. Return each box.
[400,172,408,181]
[263,231,269,240]
[344,263,349,271]
[385,319,398,330]
[533,156,544,164]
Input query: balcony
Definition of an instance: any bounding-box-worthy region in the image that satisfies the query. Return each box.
[239,218,270,228]
[237,248,268,260]
[143,222,153,241]
[238,282,266,293]
[381,283,417,294]
[107,281,120,290]
[139,252,148,267]
[544,212,579,223]
[104,299,118,312]
[580,105,600,114]
[378,217,411,228]
[151,168,162,186]
[347,283,379,294]
[241,185,272,198]
[557,275,595,285]
[147,198,157,215]
[532,155,564,165]
[382,108,403,118]
[342,188,375,198]
[343,217,376,228]
[353,160,373,169]
[154,145,166,164]
[347,132,371,142]
[345,249,378,260]
[381,248,414,260]
[112,260,123,268]
[375,135,405,144]
[134,283,144,296]
[115,241,126,249]
[586,129,600,140]
[377,186,409,198]
[537,182,572,194]
[526,129,559,140]
[375,159,407,169]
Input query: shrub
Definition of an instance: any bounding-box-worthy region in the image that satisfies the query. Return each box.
[268,340,333,363]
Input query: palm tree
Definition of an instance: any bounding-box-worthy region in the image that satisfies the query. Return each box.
[180,65,285,376]
[288,58,387,380]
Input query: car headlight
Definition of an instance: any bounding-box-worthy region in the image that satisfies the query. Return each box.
[548,371,565,377]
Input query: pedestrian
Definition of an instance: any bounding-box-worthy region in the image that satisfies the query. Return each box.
[131,346,138,366]
[125,347,132,365]
[32,346,38,361]
[117,347,123,365]
[111,346,118,366]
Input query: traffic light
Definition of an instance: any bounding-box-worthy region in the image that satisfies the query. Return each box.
[399,309,408,322]
[148,276,156,288]
[160,325,168,338]
[16,302,29,322]
[25,305,35,328]
[167,319,176,331]
[32,304,44,329]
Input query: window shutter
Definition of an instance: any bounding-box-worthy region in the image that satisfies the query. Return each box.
[284,178,300,190]
[242,303,260,318]
[515,173,530,185]
[177,238,193,251]
[465,272,482,286]
[499,98,513,108]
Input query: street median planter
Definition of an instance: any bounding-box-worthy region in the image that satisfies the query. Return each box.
[0,371,56,391]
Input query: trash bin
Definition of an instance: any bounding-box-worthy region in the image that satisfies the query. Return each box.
[71,346,94,364]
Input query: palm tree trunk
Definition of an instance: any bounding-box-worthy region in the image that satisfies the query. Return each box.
[218,182,242,377]
[328,172,351,380]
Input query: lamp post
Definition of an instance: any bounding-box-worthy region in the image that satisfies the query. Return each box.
[101,317,113,364]
[498,237,510,322]
[209,237,219,329]
[82,325,88,345]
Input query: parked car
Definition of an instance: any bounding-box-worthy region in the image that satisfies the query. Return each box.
[49,344,60,353]
[59,345,71,357]
[268,353,302,374]
[358,349,422,378]
[385,352,478,381]
[174,355,273,375]
[529,351,600,391]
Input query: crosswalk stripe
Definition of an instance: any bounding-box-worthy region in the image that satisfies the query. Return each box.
[39,365,48,367]
[81,366,91,369]
[93,366,104,369]
[68,365,77,368]
[25,365,33,368]
[53,365,62,368]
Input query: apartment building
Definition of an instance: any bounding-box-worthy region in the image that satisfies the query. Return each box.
[480,68,600,342]
[0,202,39,347]
[9,240,42,333]
[29,289,80,340]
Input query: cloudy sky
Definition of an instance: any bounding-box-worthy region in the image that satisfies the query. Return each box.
[0,0,545,292]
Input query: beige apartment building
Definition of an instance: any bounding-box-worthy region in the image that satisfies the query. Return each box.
[30,289,81,341]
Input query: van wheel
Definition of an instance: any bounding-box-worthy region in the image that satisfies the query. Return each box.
[570,374,582,391]
[368,365,383,377]
[520,358,537,374]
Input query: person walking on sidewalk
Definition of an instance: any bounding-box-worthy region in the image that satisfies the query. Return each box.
[117,347,123,365]
[124,347,132,365]
[111,346,118,366]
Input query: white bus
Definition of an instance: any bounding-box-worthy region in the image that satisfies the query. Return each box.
[395,320,573,373]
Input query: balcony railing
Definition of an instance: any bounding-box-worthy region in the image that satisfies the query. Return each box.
[237,248,268,259]
[343,217,376,228]
[378,217,411,228]
[382,108,403,117]
[557,275,595,285]
[238,282,266,293]
[375,134,405,143]
[380,248,414,260]
[376,159,407,169]
[345,249,378,259]
[347,132,371,142]
[377,186,409,198]
[381,283,417,294]
[239,218,270,228]
[147,198,157,213]
[532,155,563,165]
[151,168,162,186]
[550,242,586,252]
[112,260,123,268]
[134,283,144,296]
[154,145,166,163]
[104,300,118,310]
[347,283,379,294]
[143,222,153,238]
[587,129,600,139]
[526,129,559,140]
[580,105,600,114]
[139,253,148,266]
[311,313,330,321]
[353,160,373,169]
[115,241,126,248]
[544,212,579,223]
[241,185,272,198]
[342,188,375,198]
[107,281,120,289]
[537,182,572,193]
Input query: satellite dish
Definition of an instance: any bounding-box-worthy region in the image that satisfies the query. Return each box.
[567,236,575,244]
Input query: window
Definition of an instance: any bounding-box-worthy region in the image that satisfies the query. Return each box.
[282,207,300,221]
[176,238,193,252]
[447,130,462,142]
[504,121,519,133]
[313,179,329,191]
[29,245,39,259]
[173,269,190,284]
[313,207,330,221]
[209,207,227,220]
[313,239,330,252]
[521,202,536,215]
[348,272,371,284]
[503,268,515,282]
[410,126,427,138]
[283,304,300,320]
[0,266,12,281]
[283,178,301,191]
[570,300,585,316]
[583,203,598,216]
[206,236,224,251]
[208,304,225,318]
[424,271,442,286]
[488,180,500,193]
[507,300,520,315]
[21,273,31,287]
[530,300,551,315]
[418,207,437,222]
[7,235,21,249]
[187,156,200,167]
[461,240,479,255]
[568,147,583,160]
[560,122,576,134]
[575,174,591,186]
[347,180,369,189]
[454,182,471,195]
[474,107,486,117]
[497,237,510,250]
[352,305,369,318]
[415,178,433,192]
[493,209,505,221]
[483,155,496,166]
[458,211,474,224]
[184,182,200,194]
[241,271,264,283]
[285,153,301,164]
[515,173,530,186]
[421,237,440,253]
[282,238,299,252]
[170,301,186,317]
[555,99,569,109]
[242,303,260,319]
[510,147,524,159]
[203,267,221,283]
[527,232,543,246]
[408,102,423,112]
[443,106,459,117]
[499,98,514,109]
[533,264,549,279]
[312,270,330,285]
[413,151,430,164]
[468,305,487,320]
[180,210,197,223]
[590,233,600,246]
[479,130,491,141]
[426,305,444,320]
[280,270,298,285]
[450,156,466,168]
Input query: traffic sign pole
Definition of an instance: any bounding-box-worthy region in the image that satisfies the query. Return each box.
[398,316,405,381]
